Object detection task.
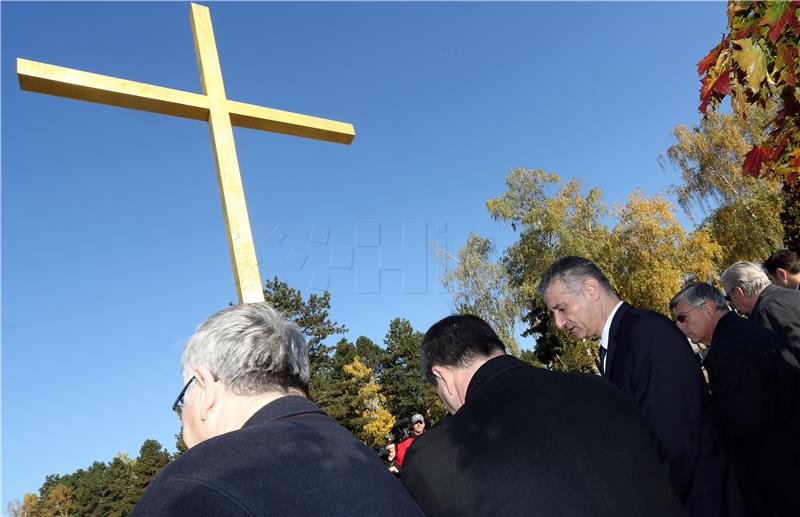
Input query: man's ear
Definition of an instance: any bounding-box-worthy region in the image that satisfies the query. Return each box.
[431,365,454,396]
[193,365,219,422]
[777,268,789,282]
[582,277,601,300]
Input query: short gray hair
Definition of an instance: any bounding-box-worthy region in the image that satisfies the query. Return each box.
[670,282,729,313]
[536,256,616,299]
[720,261,771,296]
[181,303,309,396]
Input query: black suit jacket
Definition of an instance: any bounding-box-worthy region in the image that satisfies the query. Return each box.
[751,283,800,353]
[133,396,423,516]
[402,355,685,517]
[706,311,800,517]
[605,303,743,517]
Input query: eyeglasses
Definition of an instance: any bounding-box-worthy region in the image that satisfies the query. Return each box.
[724,294,731,302]
[675,304,702,323]
[172,376,195,420]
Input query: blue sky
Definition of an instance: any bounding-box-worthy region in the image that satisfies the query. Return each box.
[2,1,726,507]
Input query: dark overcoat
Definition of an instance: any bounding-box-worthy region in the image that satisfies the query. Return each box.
[402,355,685,517]
[605,303,745,517]
[132,396,423,517]
[706,311,800,517]
[751,283,800,354]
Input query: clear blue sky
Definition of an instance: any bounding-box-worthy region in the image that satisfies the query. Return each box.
[2,1,726,507]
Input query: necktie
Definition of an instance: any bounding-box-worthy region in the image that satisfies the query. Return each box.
[599,345,607,373]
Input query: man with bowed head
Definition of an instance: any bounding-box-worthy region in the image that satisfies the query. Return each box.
[402,314,685,517]
[670,282,800,517]
[133,303,422,517]
[536,256,745,517]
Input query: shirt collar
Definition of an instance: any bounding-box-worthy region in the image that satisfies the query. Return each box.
[600,301,624,352]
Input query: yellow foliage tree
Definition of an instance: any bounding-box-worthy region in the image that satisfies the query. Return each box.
[36,483,74,517]
[605,191,722,314]
[664,108,784,265]
[21,494,38,517]
[343,357,395,446]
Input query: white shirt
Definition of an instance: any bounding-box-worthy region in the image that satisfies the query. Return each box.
[600,301,624,372]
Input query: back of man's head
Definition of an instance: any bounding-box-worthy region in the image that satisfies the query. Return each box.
[421,314,506,386]
[764,249,800,275]
[536,256,616,300]
[182,303,309,396]
[720,261,771,296]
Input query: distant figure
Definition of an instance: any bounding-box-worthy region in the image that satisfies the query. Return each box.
[133,304,422,517]
[385,442,401,477]
[537,256,743,517]
[402,314,684,517]
[721,261,800,354]
[670,283,800,517]
[763,249,800,289]
[396,413,425,466]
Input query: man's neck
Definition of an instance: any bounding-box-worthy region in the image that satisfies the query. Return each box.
[223,390,301,433]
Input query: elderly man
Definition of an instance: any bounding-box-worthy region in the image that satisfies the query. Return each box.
[402,314,684,516]
[721,261,800,353]
[536,256,742,517]
[670,283,800,517]
[763,249,800,289]
[133,304,422,516]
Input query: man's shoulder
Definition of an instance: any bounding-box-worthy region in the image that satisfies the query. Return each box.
[618,305,682,342]
[759,284,800,308]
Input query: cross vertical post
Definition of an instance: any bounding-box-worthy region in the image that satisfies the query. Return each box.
[190,3,263,304]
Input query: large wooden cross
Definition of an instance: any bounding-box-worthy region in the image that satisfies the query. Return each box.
[17,2,355,304]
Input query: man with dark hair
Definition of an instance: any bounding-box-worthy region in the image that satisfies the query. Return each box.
[133,304,422,517]
[537,256,742,517]
[401,314,685,517]
[763,249,800,289]
[670,283,800,517]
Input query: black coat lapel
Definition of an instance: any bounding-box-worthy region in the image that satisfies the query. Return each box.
[604,302,631,379]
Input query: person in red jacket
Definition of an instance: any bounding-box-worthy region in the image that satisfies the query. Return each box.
[396,414,425,466]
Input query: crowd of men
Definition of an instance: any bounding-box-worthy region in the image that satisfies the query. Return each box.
[131,249,800,516]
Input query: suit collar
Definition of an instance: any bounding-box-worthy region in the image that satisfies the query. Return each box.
[711,311,739,344]
[465,354,525,403]
[604,301,632,378]
[242,395,325,428]
[752,284,778,316]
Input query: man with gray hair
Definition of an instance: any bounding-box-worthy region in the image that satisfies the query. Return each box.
[670,283,800,517]
[720,261,800,354]
[133,303,423,516]
[537,256,742,517]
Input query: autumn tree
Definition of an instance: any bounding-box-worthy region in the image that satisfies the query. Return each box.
[343,356,395,446]
[439,233,521,355]
[35,481,74,517]
[698,1,800,248]
[665,100,785,264]
[446,168,722,372]
[604,191,722,314]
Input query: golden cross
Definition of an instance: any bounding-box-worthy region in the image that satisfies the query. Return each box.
[16,2,355,304]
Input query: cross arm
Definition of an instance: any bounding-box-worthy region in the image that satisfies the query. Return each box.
[227,100,355,144]
[18,58,356,145]
[17,58,210,121]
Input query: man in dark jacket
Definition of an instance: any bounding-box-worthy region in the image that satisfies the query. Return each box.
[670,282,800,517]
[537,257,744,517]
[722,261,800,357]
[133,304,422,517]
[402,314,685,517]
